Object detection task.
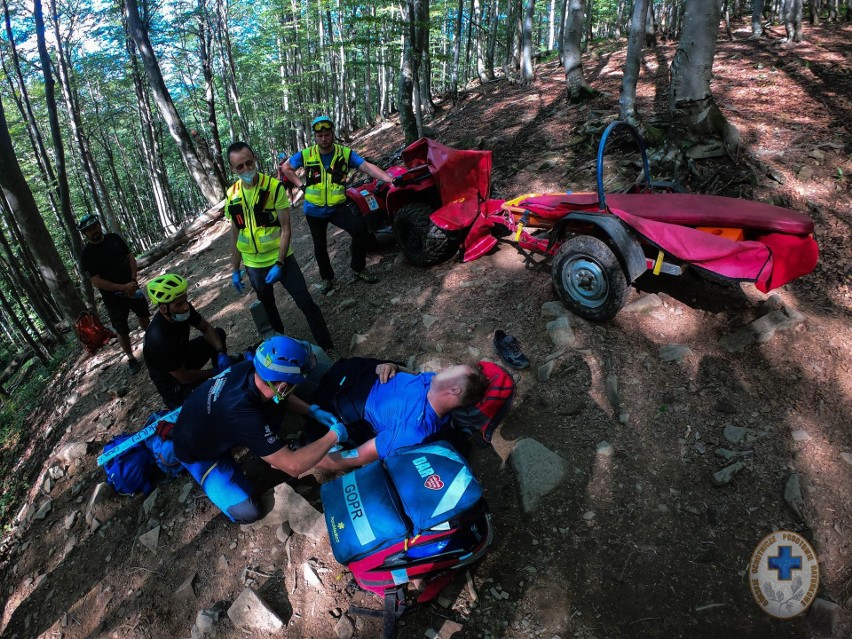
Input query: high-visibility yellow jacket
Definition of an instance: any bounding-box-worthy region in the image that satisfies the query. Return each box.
[225,174,292,268]
[303,144,352,207]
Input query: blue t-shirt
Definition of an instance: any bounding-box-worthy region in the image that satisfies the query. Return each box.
[363,372,448,459]
[173,360,286,463]
[289,148,365,218]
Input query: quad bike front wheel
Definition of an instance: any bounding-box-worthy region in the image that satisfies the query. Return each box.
[552,235,628,321]
[393,202,454,267]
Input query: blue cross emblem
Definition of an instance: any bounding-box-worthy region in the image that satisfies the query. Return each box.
[767,546,802,581]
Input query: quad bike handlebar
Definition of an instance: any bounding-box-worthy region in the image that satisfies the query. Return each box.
[596,120,652,211]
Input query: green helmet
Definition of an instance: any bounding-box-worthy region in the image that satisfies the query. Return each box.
[77,214,100,232]
[147,273,188,304]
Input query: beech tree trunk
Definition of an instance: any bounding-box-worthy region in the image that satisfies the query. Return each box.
[124,0,225,206]
[519,0,536,84]
[783,0,804,40]
[0,95,86,325]
[669,0,739,153]
[619,0,650,124]
[398,0,420,143]
[751,0,765,36]
[562,0,593,101]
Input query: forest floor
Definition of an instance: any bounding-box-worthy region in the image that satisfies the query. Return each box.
[1,18,851,639]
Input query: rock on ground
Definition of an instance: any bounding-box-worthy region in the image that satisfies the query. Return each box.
[510,438,567,512]
[227,587,285,632]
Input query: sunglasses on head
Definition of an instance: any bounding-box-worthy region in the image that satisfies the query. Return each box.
[313,122,333,132]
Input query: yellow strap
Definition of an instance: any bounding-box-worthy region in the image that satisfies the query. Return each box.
[653,250,664,276]
[513,221,526,241]
[199,462,219,486]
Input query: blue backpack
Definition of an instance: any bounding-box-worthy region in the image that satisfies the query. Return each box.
[103,434,156,496]
[142,410,184,477]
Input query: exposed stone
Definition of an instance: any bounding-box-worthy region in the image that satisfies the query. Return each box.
[686,141,726,159]
[714,448,753,461]
[63,511,78,531]
[797,165,814,180]
[138,526,160,553]
[808,598,840,635]
[719,308,805,353]
[142,487,160,518]
[349,333,368,352]
[621,294,662,313]
[302,563,323,589]
[33,500,52,521]
[422,314,440,329]
[659,344,692,363]
[605,374,620,411]
[193,608,220,637]
[43,476,54,494]
[546,317,575,348]
[55,442,88,466]
[510,438,567,513]
[712,462,745,486]
[173,573,197,602]
[178,482,194,504]
[264,484,327,541]
[85,482,109,526]
[47,466,65,481]
[335,614,355,639]
[784,474,805,518]
[808,148,826,161]
[435,619,464,638]
[841,452,852,466]
[790,429,811,442]
[723,424,759,445]
[596,441,614,457]
[275,522,292,543]
[537,361,555,382]
[227,587,285,632]
[541,301,567,319]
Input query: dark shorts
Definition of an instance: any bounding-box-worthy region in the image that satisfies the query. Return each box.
[104,294,150,335]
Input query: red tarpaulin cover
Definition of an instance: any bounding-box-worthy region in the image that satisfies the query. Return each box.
[402,138,492,231]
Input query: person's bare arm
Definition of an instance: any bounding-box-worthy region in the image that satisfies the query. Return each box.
[315,438,380,471]
[358,160,394,183]
[128,253,139,286]
[282,161,301,187]
[229,220,242,271]
[262,430,338,477]
[276,208,292,262]
[90,275,135,294]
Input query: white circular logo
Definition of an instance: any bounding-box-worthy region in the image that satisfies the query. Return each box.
[749,530,819,618]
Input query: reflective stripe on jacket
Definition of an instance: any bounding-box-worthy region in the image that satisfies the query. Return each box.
[303,144,351,207]
[225,174,292,268]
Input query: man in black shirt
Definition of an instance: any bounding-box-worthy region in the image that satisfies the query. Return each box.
[143,273,232,408]
[173,336,347,523]
[79,214,150,374]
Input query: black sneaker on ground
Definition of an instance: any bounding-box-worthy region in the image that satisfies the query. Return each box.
[128,358,142,375]
[492,330,530,370]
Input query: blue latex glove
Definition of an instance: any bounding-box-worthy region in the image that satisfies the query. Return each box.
[231,270,245,293]
[216,352,231,372]
[265,264,283,284]
[328,420,348,444]
[307,404,338,428]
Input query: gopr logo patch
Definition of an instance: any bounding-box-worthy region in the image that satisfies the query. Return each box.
[749,530,819,619]
[424,474,444,491]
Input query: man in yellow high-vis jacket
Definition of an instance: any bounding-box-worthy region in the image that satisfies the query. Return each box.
[282,115,395,295]
[225,142,335,355]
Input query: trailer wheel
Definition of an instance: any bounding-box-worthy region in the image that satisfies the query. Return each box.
[393,202,454,266]
[552,235,628,321]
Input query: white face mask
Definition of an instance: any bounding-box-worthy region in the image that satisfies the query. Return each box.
[239,170,257,185]
[172,310,191,322]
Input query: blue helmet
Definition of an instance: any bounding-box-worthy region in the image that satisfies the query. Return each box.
[77,213,100,232]
[311,115,334,131]
[253,336,313,384]
[278,152,287,161]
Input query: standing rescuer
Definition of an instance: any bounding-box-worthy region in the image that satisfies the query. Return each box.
[282,115,395,294]
[78,214,150,374]
[225,141,336,356]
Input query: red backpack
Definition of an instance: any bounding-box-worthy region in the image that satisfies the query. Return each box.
[451,361,515,442]
[74,311,115,355]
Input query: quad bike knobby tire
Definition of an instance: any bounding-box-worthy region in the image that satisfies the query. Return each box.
[552,235,628,321]
[393,202,454,267]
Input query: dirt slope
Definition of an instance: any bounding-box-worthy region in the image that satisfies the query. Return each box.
[1,20,850,639]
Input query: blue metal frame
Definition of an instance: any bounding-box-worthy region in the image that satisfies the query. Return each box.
[596,121,652,211]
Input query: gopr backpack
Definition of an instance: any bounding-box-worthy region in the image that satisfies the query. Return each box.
[103,434,156,496]
[74,311,115,355]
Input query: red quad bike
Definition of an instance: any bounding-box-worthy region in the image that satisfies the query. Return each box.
[345,138,496,266]
[460,120,820,321]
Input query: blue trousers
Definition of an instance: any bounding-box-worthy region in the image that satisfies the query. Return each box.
[181,455,259,524]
